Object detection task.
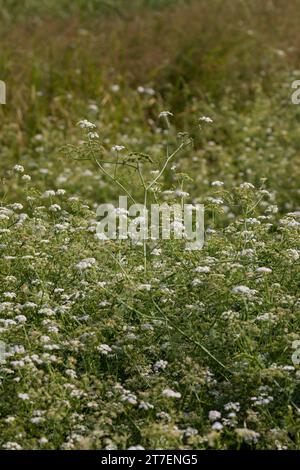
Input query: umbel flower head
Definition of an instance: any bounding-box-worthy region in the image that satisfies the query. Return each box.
[199,115,213,124]
[159,111,173,119]
[77,119,96,129]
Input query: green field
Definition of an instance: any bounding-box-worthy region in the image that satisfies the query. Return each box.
[0,0,299,450]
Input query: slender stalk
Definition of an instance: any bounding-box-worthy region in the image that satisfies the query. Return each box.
[137,163,148,271]
[114,151,119,178]
[94,158,136,205]
[87,138,136,204]
[152,299,229,376]
[147,142,184,191]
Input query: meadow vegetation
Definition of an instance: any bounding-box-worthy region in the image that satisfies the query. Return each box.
[0,0,299,450]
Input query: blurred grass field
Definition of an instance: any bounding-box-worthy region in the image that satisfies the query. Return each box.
[0,0,300,450]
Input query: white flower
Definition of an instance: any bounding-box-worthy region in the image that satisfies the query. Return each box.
[206,197,223,205]
[141,323,154,331]
[175,190,190,198]
[88,104,99,112]
[30,417,45,424]
[212,421,223,431]
[88,131,99,139]
[153,360,168,372]
[56,189,66,196]
[75,258,96,270]
[162,388,181,399]
[137,86,154,96]
[245,218,260,225]
[145,87,155,95]
[10,203,23,211]
[240,182,255,190]
[4,416,15,424]
[235,428,260,444]
[114,207,129,217]
[240,248,255,258]
[111,145,125,152]
[11,360,25,368]
[224,402,240,412]
[54,224,68,232]
[209,410,221,421]
[287,211,300,217]
[137,283,151,291]
[184,427,198,437]
[256,267,272,275]
[3,292,16,299]
[199,116,213,123]
[40,335,51,343]
[39,437,49,445]
[97,344,112,355]
[286,249,299,261]
[77,119,96,129]
[128,445,145,450]
[38,307,55,316]
[139,401,154,410]
[159,111,173,118]
[22,174,31,181]
[18,393,29,400]
[266,204,278,214]
[281,218,300,228]
[65,369,77,379]
[111,84,120,93]
[194,266,210,273]
[192,278,202,287]
[95,232,109,241]
[16,213,27,226]
[121,391,137,405]
[15,315,27,323]
[49,204,61,212]
[42,190,56,198]
[171,220,185,231]
[13,165,24,173]
[256,312,276,321]
[232,285,257,298]
[3,442,22,450]
[211,180,224,187]
[47,325,59,333]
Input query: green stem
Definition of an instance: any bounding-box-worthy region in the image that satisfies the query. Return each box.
[147,142,184,191]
